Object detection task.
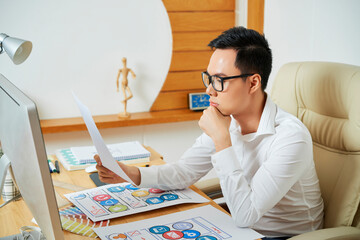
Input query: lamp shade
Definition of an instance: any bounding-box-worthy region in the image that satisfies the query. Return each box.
[0,33,32,65]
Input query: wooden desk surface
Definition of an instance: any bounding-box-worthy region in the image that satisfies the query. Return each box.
[0,147,228,239]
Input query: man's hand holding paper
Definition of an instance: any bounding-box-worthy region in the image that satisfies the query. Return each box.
[94,154,141,185]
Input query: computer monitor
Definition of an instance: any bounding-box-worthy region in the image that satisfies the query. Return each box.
[0,74,64,239]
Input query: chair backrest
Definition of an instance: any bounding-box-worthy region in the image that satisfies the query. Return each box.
[270,62,360,228]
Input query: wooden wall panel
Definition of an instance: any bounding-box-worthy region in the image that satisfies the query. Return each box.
[247,0,265,34]
[173,31,222,51]
[161,71,205,91]
[151,89,205,111]
[169,12,234,32]
[169,51,212,72]
[151,0,235,112]
[163,0,234,12]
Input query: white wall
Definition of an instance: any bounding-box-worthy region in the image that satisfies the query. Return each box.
[0,0,172,119]
[264,0,360,92]
[235,0,248,27]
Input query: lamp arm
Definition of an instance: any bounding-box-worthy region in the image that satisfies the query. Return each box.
[0,33,9,42]
[0,33,9,54]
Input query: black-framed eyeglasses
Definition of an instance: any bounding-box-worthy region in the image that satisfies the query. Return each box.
[201,71,255,92]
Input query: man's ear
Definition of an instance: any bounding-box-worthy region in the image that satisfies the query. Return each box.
[248,74,262,94]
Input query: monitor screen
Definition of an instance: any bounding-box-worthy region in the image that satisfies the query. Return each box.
[0,74,64,239]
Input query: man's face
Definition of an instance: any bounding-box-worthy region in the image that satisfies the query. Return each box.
[206,49,251,116]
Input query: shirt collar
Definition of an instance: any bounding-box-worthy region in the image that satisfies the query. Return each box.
[230,94,277,141]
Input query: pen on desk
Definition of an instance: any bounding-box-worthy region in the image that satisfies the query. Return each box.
[138,164,150,167]
[48,160,57,173]
[54,160,60,173]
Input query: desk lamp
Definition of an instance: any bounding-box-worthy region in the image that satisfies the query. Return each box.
[1,34,66,239]
[0,33,32,65]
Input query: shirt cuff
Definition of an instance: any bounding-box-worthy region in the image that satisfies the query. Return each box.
[137,166,159,188]
[211,146,242,178]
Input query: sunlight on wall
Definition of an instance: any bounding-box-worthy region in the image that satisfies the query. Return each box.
[0,0,172,119]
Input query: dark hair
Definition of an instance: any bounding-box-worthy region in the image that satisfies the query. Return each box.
[208,27,272,91]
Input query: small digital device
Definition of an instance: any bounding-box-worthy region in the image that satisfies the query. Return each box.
[90,172,108,187]
[0,74,64,239]
[188,92,210,110]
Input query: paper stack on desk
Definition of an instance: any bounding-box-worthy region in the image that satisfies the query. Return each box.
[71,141,150,164]
[55,141,150,171]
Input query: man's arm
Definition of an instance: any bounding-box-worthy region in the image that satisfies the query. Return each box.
[138,134,215,190]
[214,130,312,227]
[198,106,313,226]
[95,133,215,189]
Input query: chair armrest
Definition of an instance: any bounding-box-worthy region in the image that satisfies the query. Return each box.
[194,178,222,199]
[289,226,360,240]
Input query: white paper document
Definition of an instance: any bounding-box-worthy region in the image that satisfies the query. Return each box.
[72,93,134,184]
[93,204,264,240]
[64,183,209,222]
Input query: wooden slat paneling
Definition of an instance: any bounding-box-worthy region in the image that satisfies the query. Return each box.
[163,0,234,12]
[173,31,222,51]
[247,0,264,34]
[151,1,235,113]
[161,71,205,91]
[150,89,205,111]
[169,51,212,72]
[169,12,234,32]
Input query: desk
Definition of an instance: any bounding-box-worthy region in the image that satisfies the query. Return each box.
[0,147,228,239]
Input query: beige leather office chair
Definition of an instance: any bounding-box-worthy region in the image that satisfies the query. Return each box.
[271,61,360,239]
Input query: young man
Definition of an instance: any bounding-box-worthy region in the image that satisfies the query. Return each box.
[95,27,324,239]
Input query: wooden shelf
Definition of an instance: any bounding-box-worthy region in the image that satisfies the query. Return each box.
[40,109,203,134]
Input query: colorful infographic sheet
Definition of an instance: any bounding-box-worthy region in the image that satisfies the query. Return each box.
[65,183,209,222]
[93,205,264,240]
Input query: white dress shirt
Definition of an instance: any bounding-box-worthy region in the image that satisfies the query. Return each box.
[139,96,324,237]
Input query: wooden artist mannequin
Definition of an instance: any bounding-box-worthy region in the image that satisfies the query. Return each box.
[116,57,136,118]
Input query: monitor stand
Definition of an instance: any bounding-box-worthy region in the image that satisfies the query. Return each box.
[0,156,22,208]
[0,226,46,240]
[0,154,11,198]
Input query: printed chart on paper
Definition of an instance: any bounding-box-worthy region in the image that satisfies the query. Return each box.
[93,205,264,240]
[65,183,208,222]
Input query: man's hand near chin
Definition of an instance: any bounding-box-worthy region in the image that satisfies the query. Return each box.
[198,106,232,152]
